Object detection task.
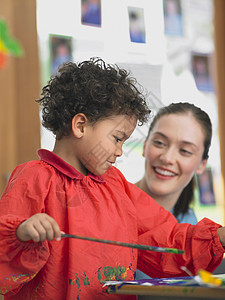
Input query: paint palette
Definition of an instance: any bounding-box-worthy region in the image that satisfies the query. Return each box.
[104,273,225,299]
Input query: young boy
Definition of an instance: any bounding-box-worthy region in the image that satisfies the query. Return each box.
[0,58,225,300]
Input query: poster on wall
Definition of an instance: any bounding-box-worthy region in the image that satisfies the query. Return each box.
[49,35,73,75]
[163,0,183,36]
[81,0,101,27]
[196,168,216,206]
[128,7,146,43]
[191,53,214,92]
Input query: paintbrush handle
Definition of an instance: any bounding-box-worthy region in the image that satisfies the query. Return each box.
[61,233,184,254]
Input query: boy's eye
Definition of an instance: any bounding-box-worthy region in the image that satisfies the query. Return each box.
[114,136,122,143]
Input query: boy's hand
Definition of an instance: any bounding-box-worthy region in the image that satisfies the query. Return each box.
[16,213,61,242]
[217,227,225,246]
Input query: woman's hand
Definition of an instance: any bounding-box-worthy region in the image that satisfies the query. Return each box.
[16,213,61,242]
[217,227,225,246]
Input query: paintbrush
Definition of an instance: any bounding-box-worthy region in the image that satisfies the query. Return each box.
[61,233,184,254]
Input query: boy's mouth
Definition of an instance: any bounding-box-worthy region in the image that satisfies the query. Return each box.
[106,160,115,167]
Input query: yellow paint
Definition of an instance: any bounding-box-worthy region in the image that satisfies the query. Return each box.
[198,269,223,286]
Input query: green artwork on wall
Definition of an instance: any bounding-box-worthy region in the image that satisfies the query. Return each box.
[0,19,23,69]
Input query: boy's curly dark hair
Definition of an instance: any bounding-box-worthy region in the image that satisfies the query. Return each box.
[36,57,150,139]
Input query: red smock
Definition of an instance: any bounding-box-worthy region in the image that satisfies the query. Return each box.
[0,149,224,300]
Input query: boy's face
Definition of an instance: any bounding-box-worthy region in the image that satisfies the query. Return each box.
[79,115,137,175]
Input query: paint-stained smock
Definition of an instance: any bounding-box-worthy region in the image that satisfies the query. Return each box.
[0,149,224,300]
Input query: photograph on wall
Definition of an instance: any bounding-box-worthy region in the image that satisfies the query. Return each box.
[196,168,216,206]
[163,0,183,36]
[49,35,73,75]
[81,0,101,27]
[191,53,214,92]
[128,7,146,43]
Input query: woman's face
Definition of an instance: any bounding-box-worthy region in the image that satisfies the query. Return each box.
[143,113,208,200]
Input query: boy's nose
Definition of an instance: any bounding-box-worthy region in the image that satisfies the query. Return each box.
[115,144,123,157]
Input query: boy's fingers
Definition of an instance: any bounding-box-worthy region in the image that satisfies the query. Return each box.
[25,224,41,242]
[33,223,47,242]
[17,213,62,242]
[52,221,61,241]
[40,219,54,241]
[17,220,38,242]
[32,230,42,242]
[44,214,61,241]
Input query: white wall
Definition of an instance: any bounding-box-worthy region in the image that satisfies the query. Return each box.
[36,0,166,182]
[36,0,219,185]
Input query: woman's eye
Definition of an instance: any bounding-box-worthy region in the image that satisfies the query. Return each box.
[153,140,164,147]
[181,149,192,155]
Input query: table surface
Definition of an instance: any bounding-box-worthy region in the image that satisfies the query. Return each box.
[107,283,225,299]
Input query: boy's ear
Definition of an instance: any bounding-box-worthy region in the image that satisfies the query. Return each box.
[195,158,208,175]
[71,113,88,138]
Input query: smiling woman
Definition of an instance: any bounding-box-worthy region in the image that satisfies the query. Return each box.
[136,102,212,222]
[135,102,212,280]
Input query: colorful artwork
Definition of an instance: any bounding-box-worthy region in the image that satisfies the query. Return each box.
[49,35,73,75]
[0,19,23,69]
[163,0,183,36]
[191,53,214,92]
[81,0,101,27]
[196,168,216,205]
[128,7,146,43]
